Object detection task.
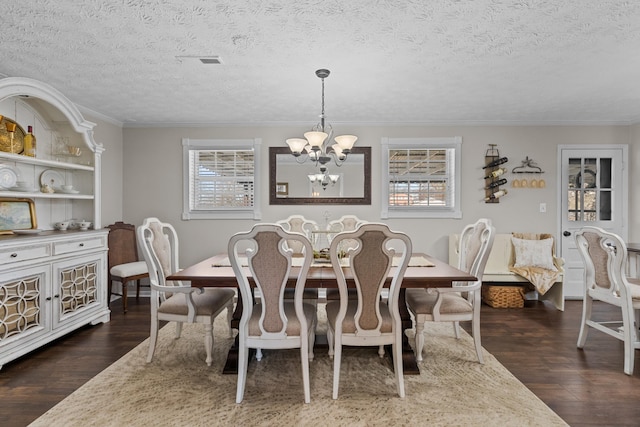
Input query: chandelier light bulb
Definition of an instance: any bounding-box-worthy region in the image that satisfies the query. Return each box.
[334,135,358,152]
[331,144,345,160]
[304,131,328,148]
[286,138,308,155]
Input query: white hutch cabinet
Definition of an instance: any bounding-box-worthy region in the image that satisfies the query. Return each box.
[0,77,109,369]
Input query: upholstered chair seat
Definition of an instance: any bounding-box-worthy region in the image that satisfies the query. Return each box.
[405,290,473,315]
[158,289,235,316]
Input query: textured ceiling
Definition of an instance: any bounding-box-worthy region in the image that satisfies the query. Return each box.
[1,0,639,126]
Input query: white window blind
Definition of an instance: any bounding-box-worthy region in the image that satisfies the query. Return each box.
[182,138,261,220]
[381,137,461,219]
[388,148,451,208]
[190,150,254,210]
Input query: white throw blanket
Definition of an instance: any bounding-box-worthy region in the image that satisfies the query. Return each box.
[508,233,560,295]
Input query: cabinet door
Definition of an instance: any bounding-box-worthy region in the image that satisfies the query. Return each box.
[0,265,50,351]
[51,252,106,328]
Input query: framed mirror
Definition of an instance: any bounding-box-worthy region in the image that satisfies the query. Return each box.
[269,146,371,205]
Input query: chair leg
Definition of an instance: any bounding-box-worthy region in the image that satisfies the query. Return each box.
[393,339,405,398]
[453,321,461,339]
[204,322,214,366]
[147,315,159,363]
[236,340,248,403]
[332,342,342,400]
[136,280,141,300]
[378,345,385,358]
[308,317,316,361]
[255,349,263,361]
[226,301,234,338]
[107,276,113,308]
[472,315,484,364]
[122,280,129,313]
[577,294,593,348]
[327,326,334,359]
[620,300,636,375]
[175,322,183,339]
[301,337,311,403]
[414,321,425,362]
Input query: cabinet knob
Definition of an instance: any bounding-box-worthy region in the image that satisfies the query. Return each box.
[46,297,52,301]
[79,243,84,247]
[10,253,18,258]
[563,231,571,237]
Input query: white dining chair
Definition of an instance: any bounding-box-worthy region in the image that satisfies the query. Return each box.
[228,223,317,403]
[326,222,412,399]
[575,226,640,375]
[137,217,235,366]
[405,218,495,364]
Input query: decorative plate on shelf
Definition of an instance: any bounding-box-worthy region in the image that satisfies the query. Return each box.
[0,164,18,189]
[56,188,80,194]
[12,229,43,235]
[0,117,26,154]
[40,169,65,188]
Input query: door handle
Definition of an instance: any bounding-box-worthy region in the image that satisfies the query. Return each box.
[563,231,571,237]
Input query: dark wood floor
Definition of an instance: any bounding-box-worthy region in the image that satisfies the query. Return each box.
[1,297,640,426]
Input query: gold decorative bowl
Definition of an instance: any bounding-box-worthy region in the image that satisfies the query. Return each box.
[0,117,25,154]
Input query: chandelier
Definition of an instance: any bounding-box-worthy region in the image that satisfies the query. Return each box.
[285,69,357,189]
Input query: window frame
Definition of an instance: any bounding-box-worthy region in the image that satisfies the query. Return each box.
[381,137,462,219]
[182,138,262,220]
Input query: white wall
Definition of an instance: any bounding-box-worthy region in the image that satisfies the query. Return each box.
[122,124,633,267]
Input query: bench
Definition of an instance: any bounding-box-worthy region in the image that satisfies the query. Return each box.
[449,233,565,311]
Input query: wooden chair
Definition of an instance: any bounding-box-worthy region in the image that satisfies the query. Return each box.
[137,217,235,366]
[406,218,495,364]
[575,226,640,375]
[228,224,317,403]
[106,222,149,313]
[326,223,412,399]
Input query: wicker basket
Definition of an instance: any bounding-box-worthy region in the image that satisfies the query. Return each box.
[481,285,525,308]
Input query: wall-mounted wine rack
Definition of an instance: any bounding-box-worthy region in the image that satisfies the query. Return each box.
[483,144,508,203]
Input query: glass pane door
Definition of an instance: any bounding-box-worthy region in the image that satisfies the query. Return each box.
[567,157,613,222]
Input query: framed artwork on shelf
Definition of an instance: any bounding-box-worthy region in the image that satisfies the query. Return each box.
[0,197,37,234]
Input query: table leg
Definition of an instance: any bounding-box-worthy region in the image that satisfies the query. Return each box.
[222,295,242,374]
[398,288,420,375]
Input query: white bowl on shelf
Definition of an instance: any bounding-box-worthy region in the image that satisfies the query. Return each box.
[78,221,92,231]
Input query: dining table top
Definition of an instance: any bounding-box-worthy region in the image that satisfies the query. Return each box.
[167,252,477,288]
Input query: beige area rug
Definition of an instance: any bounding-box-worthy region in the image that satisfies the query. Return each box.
[30,306,567,427]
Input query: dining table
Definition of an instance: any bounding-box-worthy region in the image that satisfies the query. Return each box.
[167,252,477,375]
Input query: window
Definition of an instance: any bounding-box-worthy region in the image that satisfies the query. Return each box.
[182,138,261,220]
[381,137,461,219]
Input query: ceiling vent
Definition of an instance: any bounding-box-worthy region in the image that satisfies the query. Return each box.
[175,56,223,65]
[199,57,222,64]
